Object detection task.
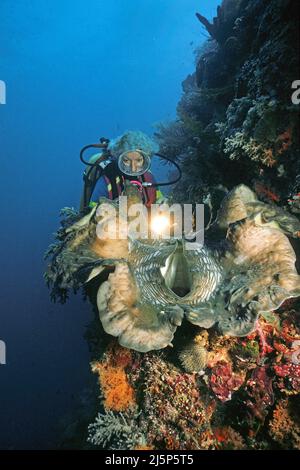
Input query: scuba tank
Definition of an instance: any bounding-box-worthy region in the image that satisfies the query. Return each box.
[79,138,112,211]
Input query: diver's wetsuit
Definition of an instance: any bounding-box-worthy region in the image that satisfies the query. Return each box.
[92,174,111,200]
[90,158,163,207]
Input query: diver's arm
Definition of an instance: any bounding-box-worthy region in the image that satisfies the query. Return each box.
[89,176,109,206]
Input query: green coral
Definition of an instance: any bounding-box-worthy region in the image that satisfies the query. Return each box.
[87,410,145,450]
[232,340,260,362]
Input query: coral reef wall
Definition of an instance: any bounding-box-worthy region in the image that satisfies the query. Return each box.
[155,0,300,215]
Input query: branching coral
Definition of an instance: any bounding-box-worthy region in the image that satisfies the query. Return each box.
[221,101,294,168]
[224,132,277,167]
[269,398,300,449]
[87,410,145,450]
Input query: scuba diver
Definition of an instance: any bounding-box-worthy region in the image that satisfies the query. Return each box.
[80,130,182,212]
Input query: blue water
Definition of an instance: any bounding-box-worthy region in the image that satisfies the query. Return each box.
[0,0,220,449]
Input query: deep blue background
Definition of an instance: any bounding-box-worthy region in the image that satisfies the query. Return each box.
[0,0,220,449]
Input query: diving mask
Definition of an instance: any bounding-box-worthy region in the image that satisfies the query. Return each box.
[118,149,151,177]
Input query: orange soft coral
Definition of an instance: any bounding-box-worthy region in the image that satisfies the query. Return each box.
[91,342,136,412]
[214,427,245,450]
[269,399,300,449]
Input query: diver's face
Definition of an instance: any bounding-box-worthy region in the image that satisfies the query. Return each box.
[122,151,144,174]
